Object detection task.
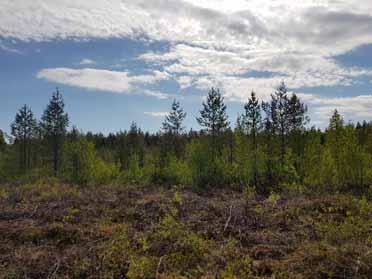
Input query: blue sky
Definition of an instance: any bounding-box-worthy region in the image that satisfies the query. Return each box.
[1,0,372,134]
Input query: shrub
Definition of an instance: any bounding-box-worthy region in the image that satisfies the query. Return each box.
[146,213,212,277]
[92,158,120,185]
[159,154,192,186]
[98,230,132,278]
[127,256,157,279]
[186,139,226,189]
[61,138,95,184]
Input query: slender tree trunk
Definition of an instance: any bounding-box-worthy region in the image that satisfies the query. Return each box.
[27,140,30,170]
[253,131,257,188]
[229,131,233,165]
[19,141,24,173]
[53,136,59,175]
[280,125,285,167]
[212,128,216,162]
[23,133,28,173]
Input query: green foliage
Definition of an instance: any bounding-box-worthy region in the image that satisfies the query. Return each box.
[125,153,145,183]
[186,139,223,188]
[243,186,257,201]
[147,213,212,277]
[156,153,192,186]
[62,137,119,185]
[278,149,299,187]
[267,191,280,204]
[0,146,19,181]
[197,87,229,136]
[40,89,69,138]
[92,157,120,185]
[221,255,253,279]
[162,99,187,135]
[0,130,5,149]
[99,229,132,278]
[5,83,372,196]
[11,104,38,173]
[127,256,157,279]
[0,150,6,182]
[61,137,95,184]
[318,147,338,190]
[40,89,69,175]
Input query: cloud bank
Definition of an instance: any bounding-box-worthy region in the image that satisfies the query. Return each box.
[2,0,372,125]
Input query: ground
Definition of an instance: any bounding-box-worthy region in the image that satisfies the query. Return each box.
[0,181,371,278]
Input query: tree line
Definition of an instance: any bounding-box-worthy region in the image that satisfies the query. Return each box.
[1,83,372,194]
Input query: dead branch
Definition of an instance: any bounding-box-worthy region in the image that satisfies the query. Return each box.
[224,205,233,232]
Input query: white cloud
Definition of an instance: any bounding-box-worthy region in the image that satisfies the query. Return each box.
[144,111,168,117]
[143,90,172,100]
[79,59,96,65]
[3,0,372,124]
[36,67,170,98]
[2,1,372,56]
[298,93,372,128]
[140,43,372,102]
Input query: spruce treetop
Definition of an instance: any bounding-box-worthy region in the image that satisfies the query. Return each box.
[197,87,229,135]
[11,104,37,141]
[40,88,69,137]
[162,99,186,135]
[243,91,262,135]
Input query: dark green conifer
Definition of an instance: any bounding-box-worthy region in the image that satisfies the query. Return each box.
[40,88,69,175]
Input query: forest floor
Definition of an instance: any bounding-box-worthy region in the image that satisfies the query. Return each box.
[0,182,371,278]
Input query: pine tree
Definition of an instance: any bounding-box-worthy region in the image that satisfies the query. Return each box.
[197,88,229,136]
[11,104,37,172]
[287,93,308,132]
[287,93,308,171]
[326,109,344,187]
[234,115,244,134]
[161,99,187,161]
[262,82,307,167]
[197,88,229,158]
[274,82,290,166]
[40,89,69,175]
[328,109,344,130]
[262,98,277,186]
[117,131,128,171]
[0,129,5,149]
[243,91,262,187]
[128,122,145,168]
[162,99,187,135]
[262,82,289,166]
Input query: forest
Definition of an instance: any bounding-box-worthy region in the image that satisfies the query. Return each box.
[1,82,372,193]
[1,83,372,278]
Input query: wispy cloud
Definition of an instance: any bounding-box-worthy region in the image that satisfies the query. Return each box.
[79,59,96,65]
[143,90,172,100]
[140,43,372,102]
[144,111,168,117]
[36,68,170,97]
[0,40,21,54]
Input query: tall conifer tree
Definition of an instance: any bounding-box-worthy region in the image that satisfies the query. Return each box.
[162,99,186,136]
[40,89,69,175]
[197,88,229,158]
[11,104,37,172]
[243,91,262,187]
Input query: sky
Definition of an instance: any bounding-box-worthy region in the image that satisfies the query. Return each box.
[1,0,372,134]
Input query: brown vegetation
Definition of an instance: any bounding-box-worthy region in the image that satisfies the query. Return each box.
[0,182,371,278]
